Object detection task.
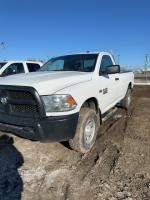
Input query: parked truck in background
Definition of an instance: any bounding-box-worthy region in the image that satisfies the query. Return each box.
[0,52,134,153]
[0,61,43,77]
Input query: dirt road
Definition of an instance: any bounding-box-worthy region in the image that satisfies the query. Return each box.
[0,86,150,200]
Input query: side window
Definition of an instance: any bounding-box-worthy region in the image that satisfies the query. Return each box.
[26,63,41,72]
[2,63,24,76]
[100,55,113,72]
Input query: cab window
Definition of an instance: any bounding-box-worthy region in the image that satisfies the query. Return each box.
[100,55,113,72]
[2,63,24,77]
[26,63,41,72]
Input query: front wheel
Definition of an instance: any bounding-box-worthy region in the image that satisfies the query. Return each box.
[121,88,132,109]
[69,108,98,153]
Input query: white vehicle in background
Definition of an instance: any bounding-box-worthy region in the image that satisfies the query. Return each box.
[0,61,43,77]
[0,52,134,153]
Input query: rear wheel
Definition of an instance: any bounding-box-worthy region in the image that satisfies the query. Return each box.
[121,88,132,109]
[69,108,98,153]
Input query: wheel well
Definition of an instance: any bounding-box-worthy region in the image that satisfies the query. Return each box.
[129,82,133,90]
[81,97,101,125]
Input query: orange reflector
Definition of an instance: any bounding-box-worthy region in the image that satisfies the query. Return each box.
[66,96,75,104]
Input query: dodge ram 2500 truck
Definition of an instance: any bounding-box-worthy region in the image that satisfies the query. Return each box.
[0,52,134,152]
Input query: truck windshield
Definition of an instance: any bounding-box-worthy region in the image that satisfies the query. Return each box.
[0,62,7,69]
[39,54,98,72]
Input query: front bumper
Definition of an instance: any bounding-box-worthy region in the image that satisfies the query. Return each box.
[0,112,79,142]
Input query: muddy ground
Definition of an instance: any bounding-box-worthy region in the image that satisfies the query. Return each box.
[0,85,150,200]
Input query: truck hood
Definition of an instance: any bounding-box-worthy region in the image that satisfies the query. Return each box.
[0,71,92,95]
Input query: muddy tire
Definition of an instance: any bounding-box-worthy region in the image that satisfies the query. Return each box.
[121,88,132,109]
[69,108,98,153]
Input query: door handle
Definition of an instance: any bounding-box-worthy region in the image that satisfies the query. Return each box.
[115,78,119,81]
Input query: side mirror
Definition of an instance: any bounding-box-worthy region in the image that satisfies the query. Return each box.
[100,65,120,75]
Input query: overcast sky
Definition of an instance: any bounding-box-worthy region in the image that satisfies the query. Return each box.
[0,0,150,68]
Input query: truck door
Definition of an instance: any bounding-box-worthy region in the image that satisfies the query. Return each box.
[98,55,120,113]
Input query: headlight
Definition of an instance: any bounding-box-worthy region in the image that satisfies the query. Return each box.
[41,95,77,112]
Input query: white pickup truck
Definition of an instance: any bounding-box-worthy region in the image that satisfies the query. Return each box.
[0,61,43,77]
[0,52,134,152]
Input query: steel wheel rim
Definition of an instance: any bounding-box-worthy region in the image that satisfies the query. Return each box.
[84,118,95,144]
